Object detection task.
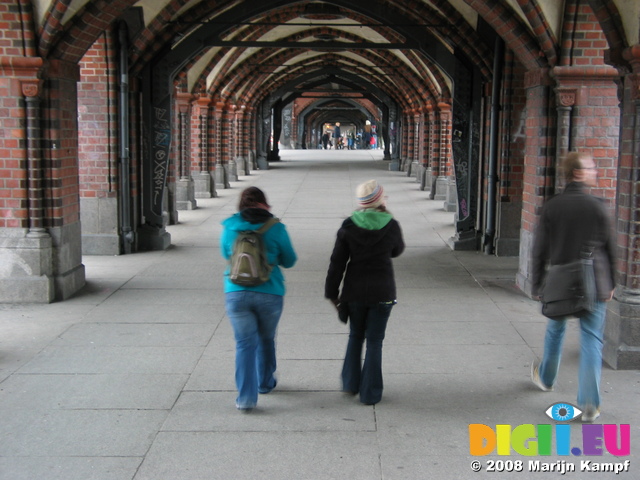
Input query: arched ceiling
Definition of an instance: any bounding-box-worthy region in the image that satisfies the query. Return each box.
[34,0,635,123]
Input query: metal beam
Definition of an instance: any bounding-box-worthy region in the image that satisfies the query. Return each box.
[202,39,418,50]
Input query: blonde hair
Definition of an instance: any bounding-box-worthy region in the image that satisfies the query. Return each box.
[562,151,591,183]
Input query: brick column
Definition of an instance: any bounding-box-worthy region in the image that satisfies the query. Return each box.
[193,94,216,198]
[42,59,86,300]
[409,111,422,179]
[290,105,298,150]
[604,45,640,369]
[236,105,248,176]
[23,80,47,237]
[438,103,454,206]
[516,68,553,294]
[246,107,257,170]
[554,86,576,190]
[428,108,439,198]
[225,104,238,182]
[213,101,229,188]
[551,66,620,200]
[0,55,57,302]
[175,92,195,210]
[419,105,432,191]
[401,112,411,171]
[78,32,120,255]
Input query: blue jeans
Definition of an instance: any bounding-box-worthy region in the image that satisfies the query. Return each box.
[539,301,606,409]
[342,302,394,404]
[225,291,283,408]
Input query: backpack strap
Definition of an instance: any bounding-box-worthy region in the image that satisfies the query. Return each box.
[256,217,279,234]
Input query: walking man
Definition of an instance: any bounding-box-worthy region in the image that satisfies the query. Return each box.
[530,151,616,422]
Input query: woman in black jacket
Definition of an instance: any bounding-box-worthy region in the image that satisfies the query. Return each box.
[325,180,405,405]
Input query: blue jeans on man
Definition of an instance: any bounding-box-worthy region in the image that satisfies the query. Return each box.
[538,301,606,409]
[225,291,283,409]
[342,301,394,405]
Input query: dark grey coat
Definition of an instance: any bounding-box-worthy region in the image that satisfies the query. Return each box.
[531,182,616,300]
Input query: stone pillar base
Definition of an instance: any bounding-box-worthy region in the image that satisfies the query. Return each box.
[443,177,457,212]
[138,224,171,251]
[408,160,419,178]
[227,158,238,182]
[176,178,197,210]
[416,164,429,190]
[494,202,522,256]
[516,229,535,296]
[0,230,54,303]
[432,175,448,200]
[82,234,120,255]
[165,185,178,225]
[447,230,479,251]
[388,157,400,171]
[194,171,217,198]
[55,263,86,300]
[49,222,86,300]
[257,156,269,170]
[236,156,247,176]
[215,165,230,189]
[80,197,119,255]
[603,290,640,369]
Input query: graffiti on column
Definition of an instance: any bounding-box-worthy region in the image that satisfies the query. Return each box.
[282,105,292,148]
[152,106,171,216]
[451,60,479,233]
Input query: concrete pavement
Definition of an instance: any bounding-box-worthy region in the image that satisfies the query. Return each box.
[1,149,638,479]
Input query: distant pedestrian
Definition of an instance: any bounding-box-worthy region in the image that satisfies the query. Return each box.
[220,187,297,411]
[530,151,616,422]
[322,132,330,149]
[325,180,405,405]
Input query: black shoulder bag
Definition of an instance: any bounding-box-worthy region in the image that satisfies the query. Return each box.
[541,245,597,320]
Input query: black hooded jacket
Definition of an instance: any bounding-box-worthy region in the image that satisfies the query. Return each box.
[325,212,405,303]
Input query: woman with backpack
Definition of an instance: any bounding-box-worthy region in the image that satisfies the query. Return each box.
[220,187,297,411]
[325,180,405,405]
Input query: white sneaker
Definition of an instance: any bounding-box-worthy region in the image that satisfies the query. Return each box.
[530,362,553,392]
[582,406,601,422]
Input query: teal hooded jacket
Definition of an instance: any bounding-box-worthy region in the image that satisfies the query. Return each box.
[220,208,297,295]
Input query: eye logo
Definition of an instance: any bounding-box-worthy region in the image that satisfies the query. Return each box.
[545,403,582,422]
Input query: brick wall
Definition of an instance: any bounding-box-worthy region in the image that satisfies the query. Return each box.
[0,0,39,229]
[566,3,609,67]
[44,60,81,228]
[78,31,117,200]
[520,69,555,237]
[499,52,526,202]
[0,72,27,228]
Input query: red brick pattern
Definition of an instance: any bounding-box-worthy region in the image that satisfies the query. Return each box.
[43,59,81,227]
[47,0,134,63]
[520,69,554,236]
[561,2,610,67]
[499,51,526,202]
[614,47,640,288]
[78,31,117,199]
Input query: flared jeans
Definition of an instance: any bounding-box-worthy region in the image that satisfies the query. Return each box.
[225,291,283,409]
[539,301,606,409]
[342,301,394,405]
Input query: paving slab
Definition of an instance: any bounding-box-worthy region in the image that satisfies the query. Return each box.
[133,431,382,480]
